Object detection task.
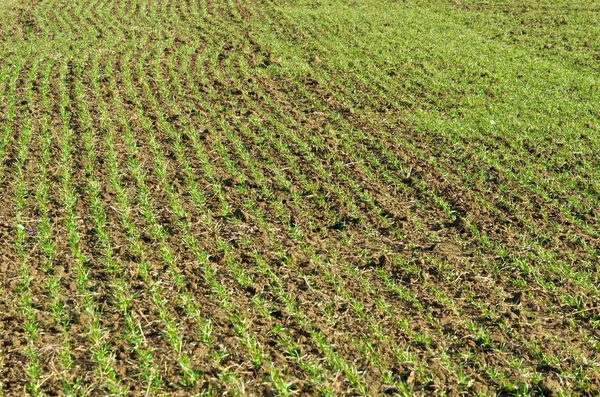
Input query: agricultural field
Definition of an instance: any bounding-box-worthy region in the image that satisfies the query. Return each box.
[0,0,599,395]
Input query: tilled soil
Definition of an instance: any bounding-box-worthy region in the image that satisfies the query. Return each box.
[0,0,599,395]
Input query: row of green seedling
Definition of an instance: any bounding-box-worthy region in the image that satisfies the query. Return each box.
[164,37,411,393]
[127,38,300,394]
[55,58,126,395]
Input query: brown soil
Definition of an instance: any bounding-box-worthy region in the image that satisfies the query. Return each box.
[0,0,599,395]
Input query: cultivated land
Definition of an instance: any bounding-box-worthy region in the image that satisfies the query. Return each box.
[0,0,599,395]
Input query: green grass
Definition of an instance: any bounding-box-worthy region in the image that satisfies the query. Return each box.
[0,0,599,395]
